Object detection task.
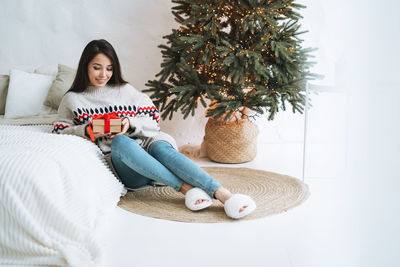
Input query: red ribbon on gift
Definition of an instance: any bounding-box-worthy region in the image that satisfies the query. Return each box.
[87,112,120,142]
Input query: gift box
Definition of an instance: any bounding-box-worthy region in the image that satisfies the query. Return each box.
[92,118,121,133]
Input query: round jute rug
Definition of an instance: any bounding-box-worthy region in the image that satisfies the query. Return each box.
[118,167,310,223]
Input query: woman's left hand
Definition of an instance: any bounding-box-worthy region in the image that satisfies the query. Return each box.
[110,117,129,139]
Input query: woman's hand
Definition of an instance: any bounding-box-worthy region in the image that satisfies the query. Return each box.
[86,117,129,140]
[86,124,110,140]
[110,117,129,139]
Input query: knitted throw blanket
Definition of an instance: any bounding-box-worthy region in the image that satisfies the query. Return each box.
[0,125,126,266]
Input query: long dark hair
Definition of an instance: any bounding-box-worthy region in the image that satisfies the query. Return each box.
[68,39,127,93]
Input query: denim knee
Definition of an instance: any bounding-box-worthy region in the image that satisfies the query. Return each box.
[111,135,140,161]
[111,134,129,150]
[148,140,172,154]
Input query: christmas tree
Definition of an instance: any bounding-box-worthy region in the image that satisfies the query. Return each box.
[145,0,315,121]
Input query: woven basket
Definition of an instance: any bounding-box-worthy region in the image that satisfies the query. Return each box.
[204,117,259,163]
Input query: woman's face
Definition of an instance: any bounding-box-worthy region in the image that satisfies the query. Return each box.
[88,53,113,87]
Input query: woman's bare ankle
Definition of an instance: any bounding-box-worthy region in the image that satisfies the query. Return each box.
[214,187,233,204]
[179,183,193,195]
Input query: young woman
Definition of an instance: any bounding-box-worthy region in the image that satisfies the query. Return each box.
[53,39,256,219]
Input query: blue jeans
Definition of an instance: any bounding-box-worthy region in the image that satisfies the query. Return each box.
[110,135,221,198]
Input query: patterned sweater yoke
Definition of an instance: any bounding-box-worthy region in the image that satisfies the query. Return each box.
[53,83,177,154]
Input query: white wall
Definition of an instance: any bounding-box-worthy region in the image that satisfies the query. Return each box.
[0,0,175,87]
[303,1,400,266]
[0,0,324,148]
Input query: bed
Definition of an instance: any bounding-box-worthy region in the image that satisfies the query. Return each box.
[0,64,128,266]
[0,115,126,266]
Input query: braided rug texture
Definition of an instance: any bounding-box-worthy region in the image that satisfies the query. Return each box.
[119,167,310,223]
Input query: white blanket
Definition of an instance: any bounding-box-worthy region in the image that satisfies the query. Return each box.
[0,124,126,266]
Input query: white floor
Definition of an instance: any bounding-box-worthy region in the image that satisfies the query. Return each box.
[100,88,400,267]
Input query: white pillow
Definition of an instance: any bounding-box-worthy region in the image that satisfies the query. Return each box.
[4,69,55,119]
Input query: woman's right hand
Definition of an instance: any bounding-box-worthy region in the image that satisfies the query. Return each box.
[110,117,129,139]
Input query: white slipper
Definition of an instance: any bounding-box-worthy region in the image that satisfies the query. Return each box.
[185,188,212,211]
[224,194,256,219]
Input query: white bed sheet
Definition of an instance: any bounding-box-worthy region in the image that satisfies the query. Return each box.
[0,117,126,266]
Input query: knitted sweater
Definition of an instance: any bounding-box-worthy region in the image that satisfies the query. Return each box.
[53,84,177,154]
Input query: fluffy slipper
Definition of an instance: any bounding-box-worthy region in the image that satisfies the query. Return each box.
[224,194,256,219]
[185,187,212,211]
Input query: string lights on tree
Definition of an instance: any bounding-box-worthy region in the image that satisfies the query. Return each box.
[145,0,316,121]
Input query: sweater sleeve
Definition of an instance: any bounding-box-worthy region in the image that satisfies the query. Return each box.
[52,94,89,139]
[127,91,160,138]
